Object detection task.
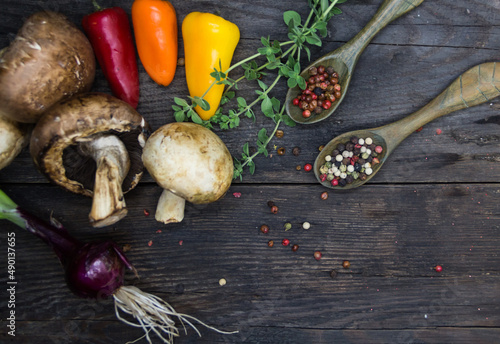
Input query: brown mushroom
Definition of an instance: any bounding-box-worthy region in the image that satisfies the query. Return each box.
[0,116,31,170]
[30,93,150,227]
[0,11,95,123]
[142,122,233,224]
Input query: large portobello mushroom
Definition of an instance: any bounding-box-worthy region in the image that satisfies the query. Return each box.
[142,122,233,224]
[0,11,95,123]
[30,93,150,227]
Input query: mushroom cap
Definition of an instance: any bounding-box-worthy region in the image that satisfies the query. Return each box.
[0,116,30,170]
[143,122,233,204]
[0,11,95,123]
[30,92,150,197]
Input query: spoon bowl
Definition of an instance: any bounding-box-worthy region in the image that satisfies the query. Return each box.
[314,129,388,190]
[286,58,350,124]
[286,0,424,124]
[314,62,500,189]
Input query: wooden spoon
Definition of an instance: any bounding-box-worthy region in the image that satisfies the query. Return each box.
[285,0,424,124]
[314,62,500,189]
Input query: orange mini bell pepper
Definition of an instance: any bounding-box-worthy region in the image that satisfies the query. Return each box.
[132,0,177,86]
[182,12,240,121]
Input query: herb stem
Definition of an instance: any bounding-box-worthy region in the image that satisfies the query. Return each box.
[241,115,283,169]
[234,74,282,118]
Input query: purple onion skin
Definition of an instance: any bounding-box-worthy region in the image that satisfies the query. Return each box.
[17,207,133,299]
[65,241,127,299]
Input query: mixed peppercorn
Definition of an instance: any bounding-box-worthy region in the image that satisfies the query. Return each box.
[292,65,342,118]
[318,136,384,187]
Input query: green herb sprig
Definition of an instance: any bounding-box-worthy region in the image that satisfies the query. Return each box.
[173,0,347,180]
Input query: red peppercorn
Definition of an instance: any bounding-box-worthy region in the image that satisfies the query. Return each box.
[143,209,150,216]
[320,191,329,200]
[282,239,290,246]
[331,179,339,186]
[317,65,325,74]
[291,244,299,252]
[302,110,311,118]
[292,98,300,106]
[314,251,322,260]
[320,174,327,182]
[304,163,312,172]
[342,260,350,269]
[260,224,270,234]
[311,94,317,100]
[271,205,279,214]
[435,265,443,272]
[268,240,274,247]
[323,100,331,109]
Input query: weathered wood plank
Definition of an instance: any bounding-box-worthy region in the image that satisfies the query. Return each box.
[0,183,497,342]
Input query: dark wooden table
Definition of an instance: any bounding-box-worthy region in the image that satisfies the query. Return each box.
[1,0,499,343]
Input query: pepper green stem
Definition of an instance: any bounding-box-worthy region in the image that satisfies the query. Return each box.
[92,0,102,11]
[0,189,27,228]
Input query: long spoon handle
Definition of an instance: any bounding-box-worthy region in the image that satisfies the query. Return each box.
[378,62,500,152]
[336,0,424,67]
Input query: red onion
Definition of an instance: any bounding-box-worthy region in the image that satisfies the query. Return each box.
[0,189,236,343]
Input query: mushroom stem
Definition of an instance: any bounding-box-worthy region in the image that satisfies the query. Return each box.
[79,135,130,227]
[155,189,185,224]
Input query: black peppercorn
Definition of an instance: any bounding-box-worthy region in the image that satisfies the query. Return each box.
[292,147,301,156]
[346,175,354,184]
[345,142,354,151]
[354,163,362,172]
[330,270,337,278]
[326,66,334,75]
[267,201,275,208]
[337,143,345,152]
[339,179,347,187]
[313,87,323,96]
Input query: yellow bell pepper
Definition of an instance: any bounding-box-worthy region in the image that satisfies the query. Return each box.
[182,12,240,121]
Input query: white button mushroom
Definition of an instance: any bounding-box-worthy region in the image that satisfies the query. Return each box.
[0,116,30,170]
[142,122,233,224]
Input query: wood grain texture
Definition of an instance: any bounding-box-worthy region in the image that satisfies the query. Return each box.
[0,0,499,343]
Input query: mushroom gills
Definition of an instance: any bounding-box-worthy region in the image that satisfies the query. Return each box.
[155,189,185,224]
[78,134,130,227]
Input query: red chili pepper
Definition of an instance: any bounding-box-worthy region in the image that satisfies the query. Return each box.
[82,0,139,108]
